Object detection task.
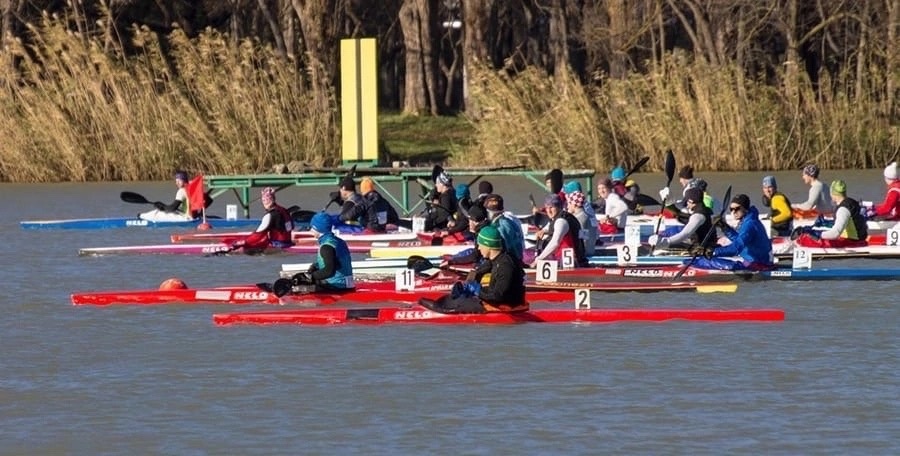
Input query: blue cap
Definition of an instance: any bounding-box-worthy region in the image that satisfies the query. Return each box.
[762,175,777,188]
[563,181,582,194]
[544,193,563,208]
[310,211,333,233]
[611,166,626,181]
[455,183,470,200]
[174,171,188,182]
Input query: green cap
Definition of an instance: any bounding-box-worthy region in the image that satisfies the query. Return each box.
[476,225,503,249]
[830,180,846,195]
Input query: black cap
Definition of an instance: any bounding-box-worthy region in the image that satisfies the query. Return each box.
[731,194,751,210]
[678,165,694,179]
[478,181,493,195]
[684,187,703,205]
[467,205,488,223]
[339,177,356,191]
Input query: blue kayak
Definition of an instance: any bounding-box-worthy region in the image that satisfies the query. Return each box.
[20,217,264,230]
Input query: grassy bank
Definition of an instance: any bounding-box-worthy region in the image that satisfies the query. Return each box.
[0,18,897,183]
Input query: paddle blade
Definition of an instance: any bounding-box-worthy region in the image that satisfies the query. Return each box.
[636,193,661,207]
[120,191,152,204]
[626,156,650,180]
[272,278,293,297]
[663,149,676,187]
[407,255,435,272]
[431,164,444,183]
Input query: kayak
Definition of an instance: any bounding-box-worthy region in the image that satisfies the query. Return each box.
[278,256,693,277]
[772,242,900,259]
[171,230,419,244]
[72,280,736,306]
[212,305,786,326]
[20,216,263,230]
[78,243,334,256]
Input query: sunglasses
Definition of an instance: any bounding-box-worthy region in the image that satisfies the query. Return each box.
[729,206,743,213]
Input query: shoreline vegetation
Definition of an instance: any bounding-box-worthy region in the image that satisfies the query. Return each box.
[1,17,898,183]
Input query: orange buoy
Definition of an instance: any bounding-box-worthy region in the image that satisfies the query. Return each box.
[159,278,188,290]
[197,222,212,231]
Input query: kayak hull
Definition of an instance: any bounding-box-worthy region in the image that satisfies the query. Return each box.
[213,305,785,326]
[71,281,735,306]
[21,217,262,230]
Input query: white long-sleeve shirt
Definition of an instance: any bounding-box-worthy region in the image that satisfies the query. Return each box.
[535,218,569,262]
[793,180,833,212]
[603,193,629,228]
[661,212,706,247]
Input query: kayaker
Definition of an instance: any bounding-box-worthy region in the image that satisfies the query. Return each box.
[565,190,597,257]
[610,165,641,213]
[335,176,366,228]
[658,165,695,212]
[142,170,209,220]
[227,187,294,250]
[291,211,355,291]
[791,163,833,216]
[596,178,628,234]
[689,194,774,271]
[794,180,868,248]
[483,194,526,264]
[760,175,794,237]
[419,225,527,314]
[473,181,494,207]
[423,170,458,231]
[564,180,598,226]
[648,187,714,250]
[867,162,900,220]
[358,177,400,233]
[455,183,473,211]
[440,204,491,268]
[532,193,588,267]
[442,183,474,238]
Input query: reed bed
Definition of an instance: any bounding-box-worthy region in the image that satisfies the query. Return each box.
[1,17,897,182]
[0,16,338,182]
[459,54,899,173]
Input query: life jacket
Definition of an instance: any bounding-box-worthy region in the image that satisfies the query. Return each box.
[316,232,354,289]
[362,191,390,232]
[692,204,716,248]
[838,197,868,240]
[267,204,294,244]
[762,191,793,231]
[545,211,588,266]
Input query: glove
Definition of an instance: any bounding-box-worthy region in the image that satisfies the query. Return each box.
[864,207,876,219]
[648,234,660,246]
[307,263,319,274]
[790,226,805,241]
[463,281,481,297]
[658,187,670,202]
[813,215,826,227]
[154,201,166,211]
[807,230,821,241]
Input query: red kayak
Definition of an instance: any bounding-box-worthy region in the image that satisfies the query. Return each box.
[213,305,785,326]
[71,281,735,306]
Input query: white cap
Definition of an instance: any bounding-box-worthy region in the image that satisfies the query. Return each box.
[885,161,898,180]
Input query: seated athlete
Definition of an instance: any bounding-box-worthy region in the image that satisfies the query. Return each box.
[228,187,294,250]
[289,211,355,292]
[419,225,527,314]
[689,194,774,271]
[794,180,868,248]
[760,175,793,237]
[866,162,899,221]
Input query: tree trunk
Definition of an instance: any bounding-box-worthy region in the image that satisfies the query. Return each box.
[291,0,339,111]
[462,0,495,116]
[607,0,628,78]
[399,0,438,115]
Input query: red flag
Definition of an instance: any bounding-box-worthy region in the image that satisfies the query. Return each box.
[187,175,206,217]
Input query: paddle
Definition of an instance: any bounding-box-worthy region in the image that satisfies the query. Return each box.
[673,185,731,280]
[622,156,650,181]
[407,255,468,278]
[649,150,677,256]
[120,191,162,207]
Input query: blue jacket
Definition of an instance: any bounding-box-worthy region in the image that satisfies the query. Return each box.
[713,206,773,265]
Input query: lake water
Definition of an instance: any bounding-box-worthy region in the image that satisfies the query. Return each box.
[1,170,899,454]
